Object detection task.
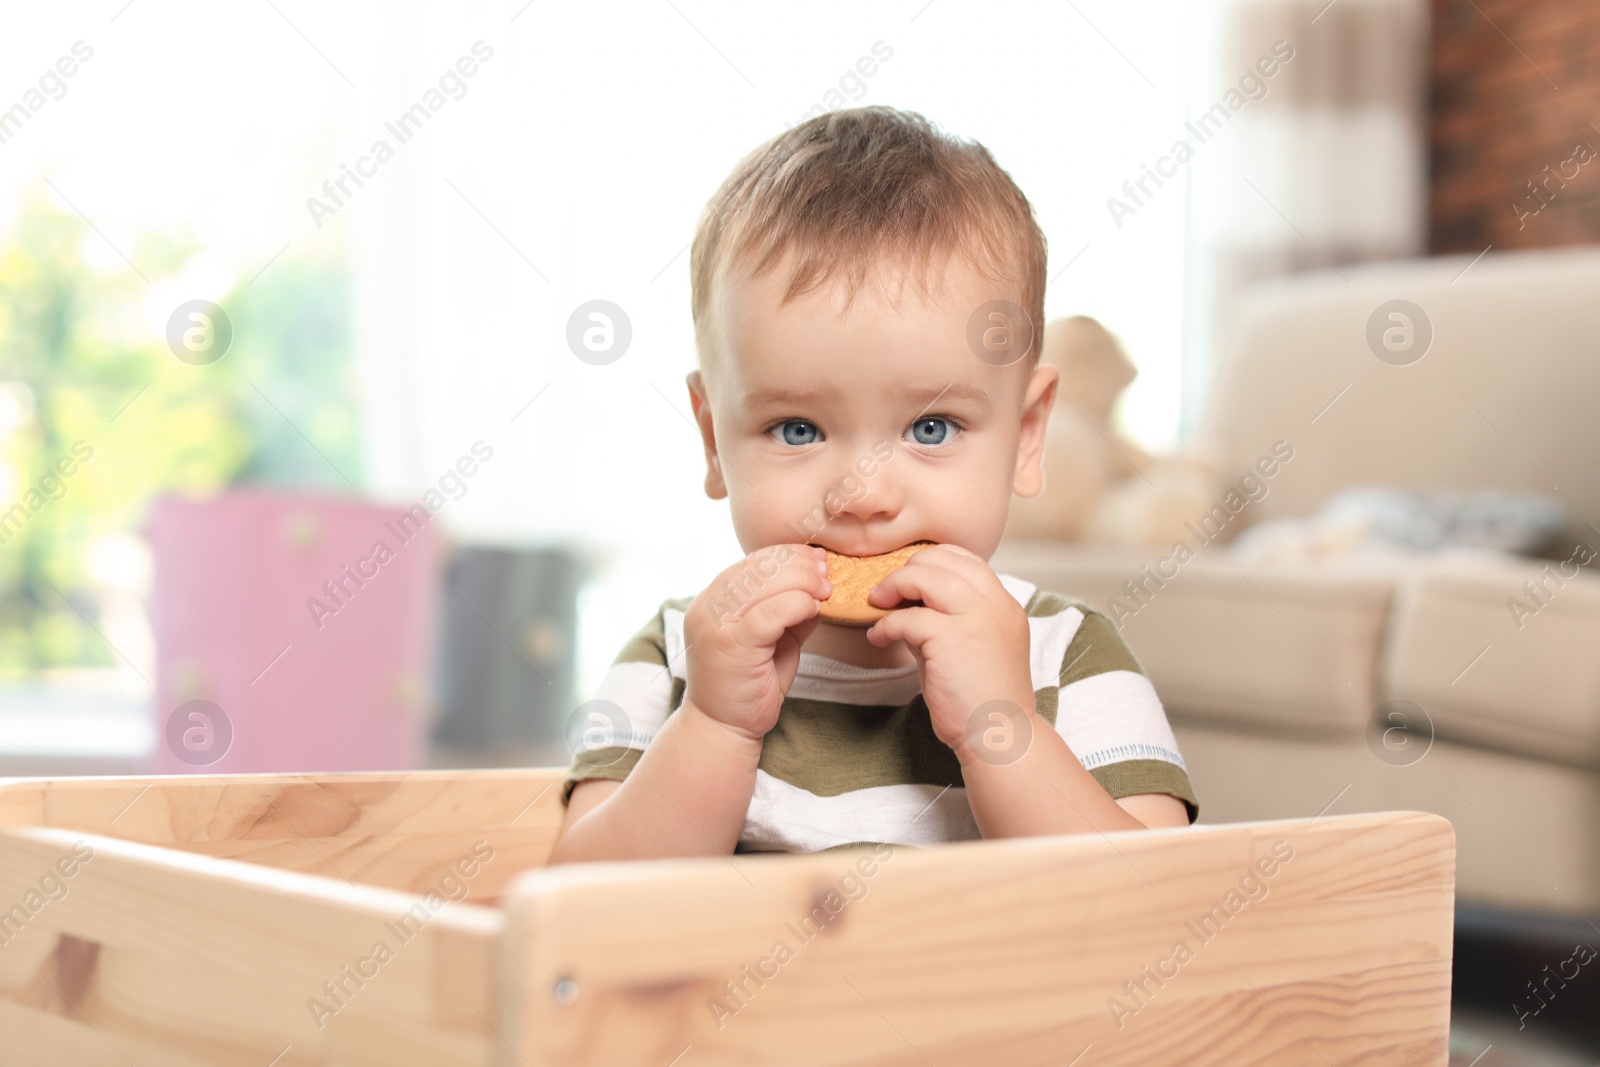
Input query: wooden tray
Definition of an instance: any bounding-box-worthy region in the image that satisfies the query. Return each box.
[0,769,1454,1065]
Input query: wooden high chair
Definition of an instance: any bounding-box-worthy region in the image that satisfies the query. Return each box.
[0,769,1455,1065]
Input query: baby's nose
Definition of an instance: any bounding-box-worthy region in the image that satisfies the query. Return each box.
[826,457,902,521]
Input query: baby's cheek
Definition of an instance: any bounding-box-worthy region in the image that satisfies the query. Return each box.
[731,484,800,546]
[933,465,1012,550]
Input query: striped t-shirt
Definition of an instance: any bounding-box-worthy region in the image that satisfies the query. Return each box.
[561,572,1198,853]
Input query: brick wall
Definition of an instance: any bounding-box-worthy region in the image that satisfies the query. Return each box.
[1429,0,1600,253]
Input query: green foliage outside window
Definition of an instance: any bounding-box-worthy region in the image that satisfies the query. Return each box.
[0,188,361,673]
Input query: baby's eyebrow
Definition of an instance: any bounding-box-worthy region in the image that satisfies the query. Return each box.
[744,383,991,407]
[906,383,990,406]
[743,385,836,407]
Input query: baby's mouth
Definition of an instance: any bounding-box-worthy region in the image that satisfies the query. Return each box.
[808,539,934,559]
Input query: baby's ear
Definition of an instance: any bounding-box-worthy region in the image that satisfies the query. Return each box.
[686,371,728,500]
[1012,362,1058,498]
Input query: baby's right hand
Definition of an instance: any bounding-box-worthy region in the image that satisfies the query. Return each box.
[682,543,831,741]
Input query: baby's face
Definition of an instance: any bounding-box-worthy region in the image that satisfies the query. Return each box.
[689,252,1057,561]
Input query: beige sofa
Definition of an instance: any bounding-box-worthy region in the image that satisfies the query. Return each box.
[996,245,1600,919]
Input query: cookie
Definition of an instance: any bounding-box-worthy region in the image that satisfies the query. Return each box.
[817,541,936,626]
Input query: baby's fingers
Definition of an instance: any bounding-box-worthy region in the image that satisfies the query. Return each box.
[734,587,824,648]
[868,561,977,615]
[864,605,943,649]
[705,546,829,630]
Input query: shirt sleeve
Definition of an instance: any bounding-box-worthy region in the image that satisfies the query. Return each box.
[560,597,692,806]
[1042,602,1200,823]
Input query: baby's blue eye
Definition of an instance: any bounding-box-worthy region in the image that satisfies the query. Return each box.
[772,419,820,446]
[907,417,955,446]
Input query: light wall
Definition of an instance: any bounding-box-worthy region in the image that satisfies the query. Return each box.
[3,1,1201,698]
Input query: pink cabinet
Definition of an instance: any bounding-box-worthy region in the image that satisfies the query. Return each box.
[147,490,439,772]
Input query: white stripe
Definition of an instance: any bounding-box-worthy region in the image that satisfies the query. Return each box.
[657,571,1058,707]
[740,771,978,853]
[1055,670,1187,772]
[997,572,1038,608]
[788,658,922,706]
[1028,607,1084,692]
[663,608,688,678]
[590,660,671,744]
[617,575,1081,710]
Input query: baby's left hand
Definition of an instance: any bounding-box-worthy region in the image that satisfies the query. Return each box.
[864,544,1035,759]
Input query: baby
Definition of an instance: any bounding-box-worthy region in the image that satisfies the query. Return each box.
[550,106,1196,862]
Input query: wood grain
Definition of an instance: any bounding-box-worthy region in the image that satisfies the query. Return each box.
[0,772,1455,1066]
[0,769,567,898]
[503,811,1455,1067]
[0,825,500,1066]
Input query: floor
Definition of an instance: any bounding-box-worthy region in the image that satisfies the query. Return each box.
[1449,1009,1597,1067]
[1448,905,1600,1066]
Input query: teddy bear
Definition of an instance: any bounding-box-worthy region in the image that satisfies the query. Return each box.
[1006,316,1221,548]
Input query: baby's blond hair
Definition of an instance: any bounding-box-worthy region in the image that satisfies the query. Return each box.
[690,106,1047,371]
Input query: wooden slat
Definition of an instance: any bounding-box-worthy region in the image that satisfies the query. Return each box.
[501,811,1455,1067]
[0,769,567,898]
[0,772,1458,1065]
[0,826,501,1066]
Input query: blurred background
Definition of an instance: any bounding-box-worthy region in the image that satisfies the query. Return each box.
[2,2,1598,1061]
[0,0,1217,774]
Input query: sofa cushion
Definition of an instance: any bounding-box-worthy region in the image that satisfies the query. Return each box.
[1384,550,1600,768]
[1171,717,1600,917]
[992,542,1396,735]
[1200,247,1600,540]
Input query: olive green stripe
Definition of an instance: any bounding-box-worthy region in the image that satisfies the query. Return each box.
[566,753,1198,825]
[758,696,962,797]
[1023,587,1091,617]
[556,726,1196,809]
[567,759,1195,824]
[1034,686,1059,728]
[1088,758,1199,823]
[561,747,641,805]
[1038,597,1148,686]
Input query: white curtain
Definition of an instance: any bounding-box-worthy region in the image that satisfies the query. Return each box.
[1181,0,1430,436]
